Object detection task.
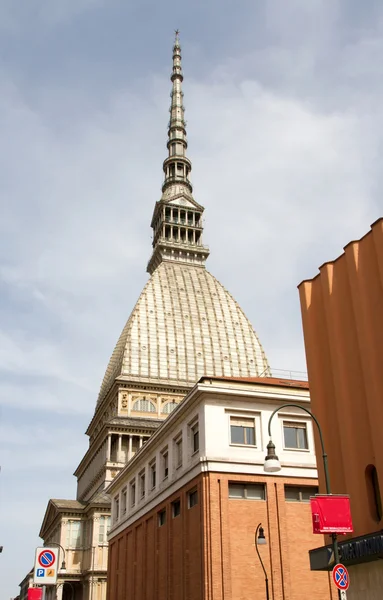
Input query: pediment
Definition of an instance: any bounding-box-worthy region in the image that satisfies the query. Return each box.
[39,501,59,539]
[168,196,202,209]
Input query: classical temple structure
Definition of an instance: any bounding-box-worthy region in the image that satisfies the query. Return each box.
[34,33,270,600]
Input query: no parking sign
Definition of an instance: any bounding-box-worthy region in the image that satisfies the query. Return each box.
[33,547,59,585]
[332,563,350,591]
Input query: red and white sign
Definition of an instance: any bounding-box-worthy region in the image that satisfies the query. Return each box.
[310,495,353,534]
[33,547,59,585]
[332,563,350,591]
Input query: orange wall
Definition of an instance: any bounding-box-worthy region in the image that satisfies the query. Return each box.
[107,472,332,600]
[299,218,383,538]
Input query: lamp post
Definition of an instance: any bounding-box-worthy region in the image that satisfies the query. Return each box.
[255,523,269,600]
[264,403,341,599]
[56,581,75,600]
[44,542,67,573]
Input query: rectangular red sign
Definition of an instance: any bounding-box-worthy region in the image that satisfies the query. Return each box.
[310,495,353,534]
[28,589,43,600]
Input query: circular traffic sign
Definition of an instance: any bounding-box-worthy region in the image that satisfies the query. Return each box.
[332,563,350,591]
[38,550,56,568]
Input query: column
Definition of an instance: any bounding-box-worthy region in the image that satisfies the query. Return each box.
[193,230,196,245]
[128,435,133,461]
[106,435,111,462]
[171,207,173,221]
[171,226,174,242]
[139,435,143,449]
[118,435,122,462]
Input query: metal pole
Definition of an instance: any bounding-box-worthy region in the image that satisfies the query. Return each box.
[255,523,269,600]
[267,404,342,599]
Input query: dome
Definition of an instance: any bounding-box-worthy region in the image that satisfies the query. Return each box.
[98,262,269,405]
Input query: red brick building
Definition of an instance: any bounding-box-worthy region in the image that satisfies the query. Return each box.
[107,377,333,600]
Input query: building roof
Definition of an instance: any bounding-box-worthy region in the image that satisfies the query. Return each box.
[50,499,85,511]
[201,376,309,389]
[98,262,270,405]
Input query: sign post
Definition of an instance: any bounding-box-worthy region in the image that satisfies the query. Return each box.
[33,547,59,585]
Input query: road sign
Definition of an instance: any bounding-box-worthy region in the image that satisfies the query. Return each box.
[332,563,350,591]
[38,550,55,568]
[340,591,348,600]
[33,547,59,585]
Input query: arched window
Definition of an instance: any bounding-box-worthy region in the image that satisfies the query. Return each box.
[132,399,156,413]
[365,464,382,522]
[162,401,178,414]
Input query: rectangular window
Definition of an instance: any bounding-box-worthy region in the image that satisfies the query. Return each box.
[175,436,183,469]
[188,489,198,508]
[113,496,120,523]
[130,480,136,508]
[190,421,199,453]
[161,448,169,480]
[98,516,111,543]
[66,521,82,548]
[121,487,127,515]
[158,509,166,527]
[150,460,156,490]
[172,499,181,518]
[283,422,308,450]
[230,417,256,446]
[285,485,318,502]
[140,470,146,499]
[228,483,266,500]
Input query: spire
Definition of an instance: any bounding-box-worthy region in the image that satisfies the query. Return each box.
[147,33,210,275]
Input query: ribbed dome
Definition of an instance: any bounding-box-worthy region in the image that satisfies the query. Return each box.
[98,262,269,405]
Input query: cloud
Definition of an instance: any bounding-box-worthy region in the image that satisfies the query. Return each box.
[1,2,383,599]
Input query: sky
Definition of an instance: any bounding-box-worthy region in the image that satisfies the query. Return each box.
[0,0,382,597]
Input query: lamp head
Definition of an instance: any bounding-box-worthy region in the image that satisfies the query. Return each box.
[257,526,267,545]
[60,560,66,573]
[264,439,281,473]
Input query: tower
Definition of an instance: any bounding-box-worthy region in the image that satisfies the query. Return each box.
[37,33,270,600]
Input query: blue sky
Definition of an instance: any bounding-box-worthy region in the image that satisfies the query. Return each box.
[1,1,382,597]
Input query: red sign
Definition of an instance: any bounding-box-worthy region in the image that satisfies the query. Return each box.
[38,549,56,568]
[28,589,43,600]
[310,495,353,534]
[332,563,350,590]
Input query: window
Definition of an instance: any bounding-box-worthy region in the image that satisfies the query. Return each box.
[150,460,156,490]
[190,421,199,453]
[113,496,120,523]
[98,516,111,544]
[121,487,127,515]
[230,417,256,446]
[284,486,318,502]
[283,422,308,450]
[139,470,146,499]
[188,489,198,508]
[158,509,166,527]
[66,521,82,548]
[161,448,169,480]
[162,402,178,414]
[132,398,156,413]
[228,483,266,500]
[175,436,183,469]
[366,465,382,521]
[172,499,181,518]
[130,480,136,508]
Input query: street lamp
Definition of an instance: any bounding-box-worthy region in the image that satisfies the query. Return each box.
[56,581,75,600]
[255,523,269,600]
[44,542,67,573]
[264,403,342,599]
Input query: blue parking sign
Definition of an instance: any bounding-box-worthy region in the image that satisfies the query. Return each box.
[36,568,45,577]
